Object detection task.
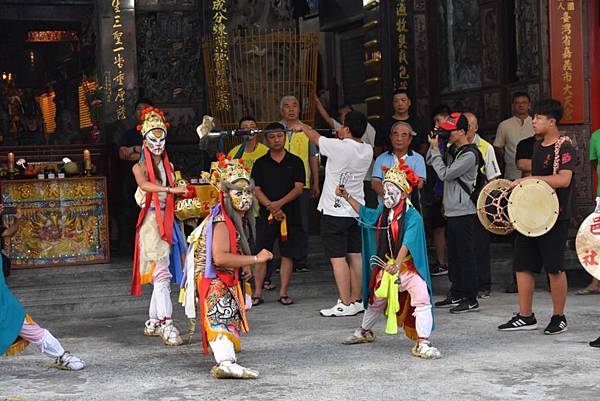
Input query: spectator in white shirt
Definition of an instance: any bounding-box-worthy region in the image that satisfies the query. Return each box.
[290,112,373,317]
[493,92,534,180]
[315,96,377,207]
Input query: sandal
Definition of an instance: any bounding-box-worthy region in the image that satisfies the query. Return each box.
[263,281,276,291]
[576,288,600,295]
[252,297,264,306]
[278,296,294,306]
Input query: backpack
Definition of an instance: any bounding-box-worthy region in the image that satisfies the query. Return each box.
[454,144,486,205]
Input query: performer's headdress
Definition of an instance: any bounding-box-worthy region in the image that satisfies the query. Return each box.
[382,159,420,194]
[137,107,170,156]
[204,154,251,191]
[202,153,256,256]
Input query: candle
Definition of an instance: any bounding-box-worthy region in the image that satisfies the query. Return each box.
[7,152,14,173]
[83,149,91,171]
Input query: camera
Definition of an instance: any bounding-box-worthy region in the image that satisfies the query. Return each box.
[429,127,450,140]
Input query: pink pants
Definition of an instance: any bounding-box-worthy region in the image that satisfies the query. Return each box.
[368,269,430,312]
[18,318,65,358]
[149,257,173,321]
[362,269,433,339]
[18,319,45,343]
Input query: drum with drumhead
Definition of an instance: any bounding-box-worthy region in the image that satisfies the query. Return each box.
[476,178,559,237]
[575,200,600,280]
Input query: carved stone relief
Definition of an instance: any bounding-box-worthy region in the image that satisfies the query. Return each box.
[481,5,499,85]
[226,0,295,31]
[436,0,482,93]
[136,11,204,105]
[483,91,502,126]
[413,14,429,97]
[560,126,593,225]
[514,0,539,81]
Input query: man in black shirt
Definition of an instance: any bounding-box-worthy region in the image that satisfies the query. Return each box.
[498,99,575,335]
[118,98,153,255]
[515,134,541,177]
[251,122,305,306]
[375,89,427,156]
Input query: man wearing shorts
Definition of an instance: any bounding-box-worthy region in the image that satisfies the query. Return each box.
[251,122,305,306]
[293,112,373,316]
[498,99,575,335]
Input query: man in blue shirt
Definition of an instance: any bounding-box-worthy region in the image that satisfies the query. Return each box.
[372,121,426,211]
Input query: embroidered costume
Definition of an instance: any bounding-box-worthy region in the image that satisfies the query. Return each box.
[343,160,441,359]
[181,155,259,379]
[131,107,186,346]
[1,266,85,370]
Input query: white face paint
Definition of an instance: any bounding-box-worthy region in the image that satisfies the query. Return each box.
[383,181,403,209]
[145,129,166,155]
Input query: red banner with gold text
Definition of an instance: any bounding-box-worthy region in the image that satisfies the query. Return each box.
[549,0,585,124]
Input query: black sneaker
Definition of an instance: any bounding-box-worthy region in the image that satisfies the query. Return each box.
[294,266,310,273]
[449,299,479,314]
[543,315,567,335]
[589,336,600,348]
[478,290,491,299]
[430,263,448,276]
[498,313,538,331]
[434,296,461,308]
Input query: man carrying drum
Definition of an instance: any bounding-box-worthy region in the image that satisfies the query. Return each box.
[498,99,575,335]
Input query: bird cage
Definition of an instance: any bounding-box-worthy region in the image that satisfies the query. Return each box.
[202,28,319,135]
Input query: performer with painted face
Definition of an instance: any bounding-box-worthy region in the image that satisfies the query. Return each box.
[337,160,441,359]
[181,154,273,379]
[131,107,188,346]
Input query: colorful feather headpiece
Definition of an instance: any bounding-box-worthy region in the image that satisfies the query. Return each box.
[136,106,171,137]
[202,153,250,191]
[382,159,420,194]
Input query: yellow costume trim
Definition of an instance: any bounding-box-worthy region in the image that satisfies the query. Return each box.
[374,271,400,334]
[3,314,34,357]
[267,213,288,241]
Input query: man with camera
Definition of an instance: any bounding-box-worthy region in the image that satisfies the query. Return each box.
[426,112,480,313]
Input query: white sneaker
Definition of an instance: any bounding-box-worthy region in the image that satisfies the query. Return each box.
[352,301,365,314]
[319,300,358,317]
[411,342,442,359]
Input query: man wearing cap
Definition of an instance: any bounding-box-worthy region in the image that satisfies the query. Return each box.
[464,112,501,298]
[426,112,480,313]
[372,121,426,211]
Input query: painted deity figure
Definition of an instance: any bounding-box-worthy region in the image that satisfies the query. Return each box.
[338,160,442,359]
[131,107,188,346]
[181,155,273,379]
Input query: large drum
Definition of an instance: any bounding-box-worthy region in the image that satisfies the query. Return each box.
[575,203,600,280]
[476,179,559,237]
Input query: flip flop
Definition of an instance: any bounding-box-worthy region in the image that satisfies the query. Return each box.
[252,297,264,306]
[263,281,276,291]
[576,288,600,295]
[278,296,294,306]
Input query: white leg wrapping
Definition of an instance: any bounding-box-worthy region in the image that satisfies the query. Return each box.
[149,286,158,320]
[153,281,173,320]
[209,335,236,364]
[32,330,65,359]
[209,335,258,379]
[413,305,433,339]
[361,307,381,330]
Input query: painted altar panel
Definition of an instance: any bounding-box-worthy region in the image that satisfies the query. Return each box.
[1,177,109,268]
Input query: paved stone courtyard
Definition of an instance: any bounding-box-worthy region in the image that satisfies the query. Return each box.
[3,280,600,401]
[2,239,600,401]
